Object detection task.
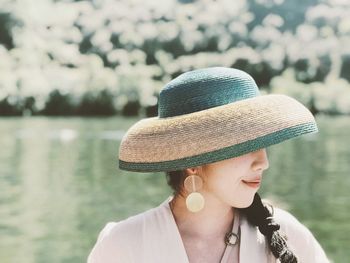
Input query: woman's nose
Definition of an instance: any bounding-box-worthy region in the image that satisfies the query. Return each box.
[252,148,269,172]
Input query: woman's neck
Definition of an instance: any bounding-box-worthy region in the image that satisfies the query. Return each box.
[169,194,235,240]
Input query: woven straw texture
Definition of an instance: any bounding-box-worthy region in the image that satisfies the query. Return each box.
[119,94,317,172]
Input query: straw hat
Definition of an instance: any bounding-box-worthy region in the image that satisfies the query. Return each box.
[118,67,318,172]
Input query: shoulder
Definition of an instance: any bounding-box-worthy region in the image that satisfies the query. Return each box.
[272,207,307,236]
[272,207,330,263]
[88,204,166,263]
[97,209,150,242]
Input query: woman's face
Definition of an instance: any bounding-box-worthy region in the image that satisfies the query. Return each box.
[200,148,269,208]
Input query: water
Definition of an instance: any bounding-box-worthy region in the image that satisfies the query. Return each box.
[0,116,349,262]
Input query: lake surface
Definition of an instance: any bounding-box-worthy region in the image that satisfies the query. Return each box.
[0,116,349,262]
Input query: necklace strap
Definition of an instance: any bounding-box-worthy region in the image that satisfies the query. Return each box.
[225,210,240,246]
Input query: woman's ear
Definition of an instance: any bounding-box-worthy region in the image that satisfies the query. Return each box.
[185,166,203,176]
[185,167,196,175]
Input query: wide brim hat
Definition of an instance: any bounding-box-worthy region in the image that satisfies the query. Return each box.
[118,67,318,172]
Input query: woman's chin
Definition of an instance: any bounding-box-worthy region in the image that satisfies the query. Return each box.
[233,195,255,208]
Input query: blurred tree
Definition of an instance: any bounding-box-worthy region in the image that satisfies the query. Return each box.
[0,97,20,115]
[42,90,76,116]
[22,96,36,115]
[77,89,116,116]
[294,56,332,83]
[145,104,158,117]
[247,0,320,32]
[340,54,350,82]
[0,0,349,116]
[122,100,140,116]
[0,12,15,49]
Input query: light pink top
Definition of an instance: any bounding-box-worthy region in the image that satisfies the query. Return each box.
[88,197,330,263]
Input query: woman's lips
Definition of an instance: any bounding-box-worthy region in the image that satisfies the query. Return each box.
[242,180,261,188]
[242,175,262,188]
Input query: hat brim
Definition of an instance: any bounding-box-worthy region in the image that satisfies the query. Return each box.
[118,94,318,172]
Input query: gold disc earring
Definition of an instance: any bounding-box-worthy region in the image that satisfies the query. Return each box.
[184,174,205,213]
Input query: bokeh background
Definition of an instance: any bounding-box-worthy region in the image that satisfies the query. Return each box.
[0,0,349,262]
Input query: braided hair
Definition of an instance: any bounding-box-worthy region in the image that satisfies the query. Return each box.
[165,170,298,263]
[239,193,298,263]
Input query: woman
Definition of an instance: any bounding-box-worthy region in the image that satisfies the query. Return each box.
[88,67,330,262]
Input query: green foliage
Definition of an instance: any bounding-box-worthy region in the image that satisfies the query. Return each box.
[340,54,350,82]
[42,90,76,116]
[0,12,15,49]
[0,97,21,115]
[0,0,349,116]
[77,89,116,116]
[122,100,141,116]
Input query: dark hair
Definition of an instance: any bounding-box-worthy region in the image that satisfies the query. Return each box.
[166,170,298,263]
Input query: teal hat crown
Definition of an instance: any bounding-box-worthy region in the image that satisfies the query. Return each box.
[159,67,260,118]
